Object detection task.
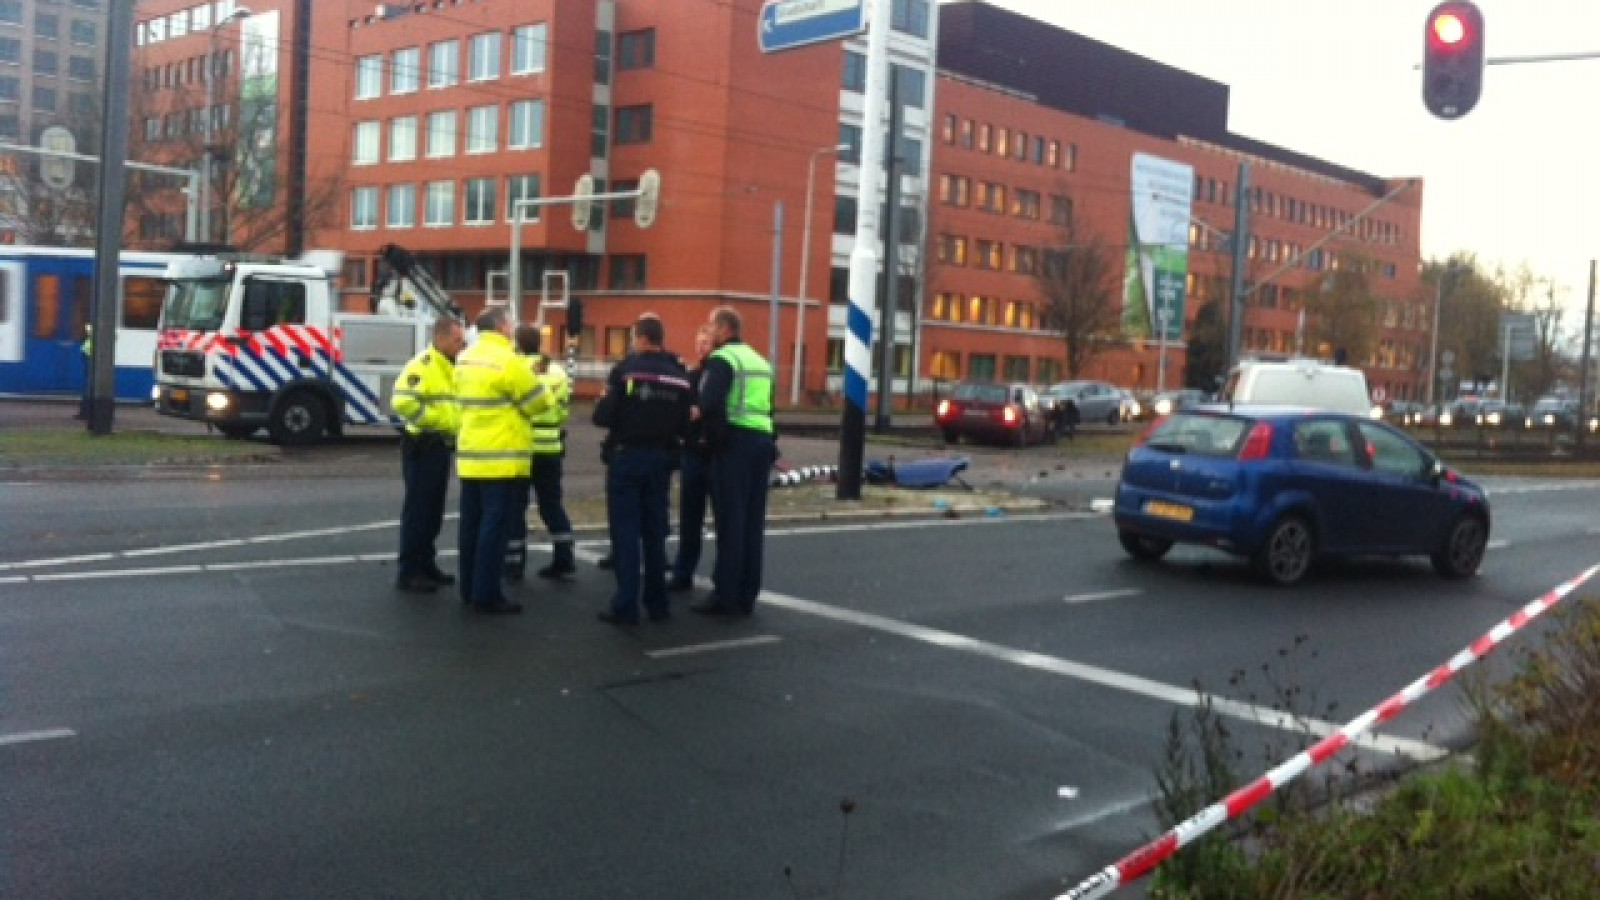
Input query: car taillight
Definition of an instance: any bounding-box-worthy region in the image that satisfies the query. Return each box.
[1237,422,1274,461]
[1003,405,1019,424]
[1134,415,1168,446]
[936,400,951,418]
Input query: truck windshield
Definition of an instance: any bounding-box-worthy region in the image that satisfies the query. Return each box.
[162,279,229,331]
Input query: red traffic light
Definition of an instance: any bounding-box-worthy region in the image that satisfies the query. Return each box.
[1422,1,1484,119]
[1431,12,1467,46]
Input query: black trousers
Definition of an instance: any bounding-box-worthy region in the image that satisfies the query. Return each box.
[398,435,452,580]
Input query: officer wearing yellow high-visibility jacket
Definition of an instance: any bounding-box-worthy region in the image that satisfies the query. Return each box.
[506,326,576,581]
[453,307,553,615]
[390,316,466,594]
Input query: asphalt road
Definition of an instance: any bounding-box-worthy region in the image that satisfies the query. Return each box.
[3,441,1598,899]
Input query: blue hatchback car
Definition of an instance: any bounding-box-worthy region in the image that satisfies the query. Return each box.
[1113,406,1491,585]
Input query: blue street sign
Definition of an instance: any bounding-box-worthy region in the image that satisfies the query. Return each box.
[758,0,865,54]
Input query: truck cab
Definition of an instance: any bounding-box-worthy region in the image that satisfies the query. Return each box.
[155,251,440,444]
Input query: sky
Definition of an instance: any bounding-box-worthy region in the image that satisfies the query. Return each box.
[963,1,1600,318]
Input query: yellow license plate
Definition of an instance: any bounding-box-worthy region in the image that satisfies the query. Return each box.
[1145,501,1194,522]
[170,388,189,405]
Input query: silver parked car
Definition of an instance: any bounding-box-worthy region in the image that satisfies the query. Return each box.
[1045,380,1128,430]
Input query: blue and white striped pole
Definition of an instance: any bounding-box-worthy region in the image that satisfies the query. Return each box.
[837,0,892,500]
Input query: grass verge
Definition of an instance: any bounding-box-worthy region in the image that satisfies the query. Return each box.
[0,428,277,467]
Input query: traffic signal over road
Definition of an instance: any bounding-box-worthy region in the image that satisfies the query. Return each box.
[1423,1,1485,119]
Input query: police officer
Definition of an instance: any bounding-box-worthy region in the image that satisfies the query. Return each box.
[505,326,576,581]
[668,324,716,592]
[454,307,553,615]
[692,307,775,617]
[75,323,92,421]
[392,316,466,593]
[592,313,692,627]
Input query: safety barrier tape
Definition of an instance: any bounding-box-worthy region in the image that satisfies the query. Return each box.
[1055,562,1600,900]
[770,464,840,488]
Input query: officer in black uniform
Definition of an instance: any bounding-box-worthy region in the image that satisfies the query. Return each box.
[591,313,693,627]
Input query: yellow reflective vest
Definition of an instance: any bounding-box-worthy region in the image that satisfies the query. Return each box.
[390,347,460,437]
[527,356,571,456]
[711,342,774,434]
[453,330,551,479]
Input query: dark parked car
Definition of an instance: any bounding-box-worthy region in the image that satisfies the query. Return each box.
[1113,406,1491,585]
[1149,388,1210,418]
[934,382,1052,446]
[1531,396,1578,429]
[1476,401,1528,430]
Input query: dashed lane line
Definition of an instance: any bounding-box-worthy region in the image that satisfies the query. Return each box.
[0,728,76,747]
[1064,589,1143,605]
[645,635,783,659]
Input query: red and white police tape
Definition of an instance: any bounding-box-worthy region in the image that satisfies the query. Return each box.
[1056,562,1600,900]
[770,464,839,488]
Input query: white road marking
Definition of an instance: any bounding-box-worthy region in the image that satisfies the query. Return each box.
[0,728,76,747]
[34,565,204,581]
[1064,589,1142,605]
[760,589,1448,761]
[1487,539,1510,550]
[646,635,783,659]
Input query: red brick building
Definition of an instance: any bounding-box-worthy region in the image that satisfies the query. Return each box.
[128,0,1427,404]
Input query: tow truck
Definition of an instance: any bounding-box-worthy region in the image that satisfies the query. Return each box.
[153,244,459,444]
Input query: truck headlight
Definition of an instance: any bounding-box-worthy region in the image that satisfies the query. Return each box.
[205,392,231,412]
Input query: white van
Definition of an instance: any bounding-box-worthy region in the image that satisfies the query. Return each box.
[1219,358,1376,417]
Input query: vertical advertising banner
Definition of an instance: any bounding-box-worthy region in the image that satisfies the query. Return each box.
[236,10,280,211]
[1123,153,1194,341]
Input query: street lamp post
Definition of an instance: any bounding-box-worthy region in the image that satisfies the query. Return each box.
[792,144,843,407]
[202,6,252,244]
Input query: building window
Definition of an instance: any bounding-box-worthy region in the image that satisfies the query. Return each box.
[617,29,655,70]
[941,114,956,144]
[69,19,94,46]
[33,49,56,75]
[1050,194,1073,227]
[891,64,925,109]
[604,327,630,360]
[968,354,996,381]
[842,50,865,92]
[388,116,417,162]
[1012,246,1039,274]
[838,122,861,164]
[464,177,496,225]
[466,105,498,153]
[508,99,544,149]
[355,55,382,99]
[352,121,380,165]
[610,179,638,219]
[511,23,547,75]
[895,134,922,176]
[0,37,19,64]
[36,13,59,39]
[974,240,1002,271]
[930,351,960,381]
[1064,142,1078,172]
[426,110,456,158]
[615,105,652,145]
[827,338,844,372]
[1003,356,1030,381]
[32,86,55,112]
[0,75,15,100]
[351,186,378,230]
[995,127,1008,157]
[391,47,420,94]
[937,234,967,266]
[959,118,973,149]
[591,103,608,157]
[469,32,500,81]
[386,183,416,229]
[977,123,991,153]
[890,0,930,37]
[424,180,454,227]
[609,255,647,290]
[833,195,857,235]
[0,2,19,26]
[428,39,459,88]
[1036,358,1061,383]
[1013,189,1040,220]
[507,174,542,223]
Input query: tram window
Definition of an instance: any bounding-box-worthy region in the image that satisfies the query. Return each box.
[0,270,9,323]
[70,276,90,340]
[122,276,165,329]
[33,274,59,339]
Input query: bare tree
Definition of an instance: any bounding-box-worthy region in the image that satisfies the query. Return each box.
[1036,217,1121,379]
[1301,260,1380,366]
[0,103,103,246]
[125,76,343,252]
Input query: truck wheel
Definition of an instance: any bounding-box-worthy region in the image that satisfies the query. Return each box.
[216,423,259,440]
[269,391,327,446]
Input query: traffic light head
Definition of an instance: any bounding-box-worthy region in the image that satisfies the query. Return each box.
[1423,1,1485,119]
[566,296,584,338]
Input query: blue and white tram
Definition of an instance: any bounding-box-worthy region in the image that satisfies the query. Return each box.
[0,246,192,401]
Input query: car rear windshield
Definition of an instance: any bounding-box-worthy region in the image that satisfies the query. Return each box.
[953,384,1008,404]
[1144,413,1250,457]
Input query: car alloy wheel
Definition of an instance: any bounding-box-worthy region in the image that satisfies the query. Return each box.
[1254,515,1314,586]
[1432,514,1488,579]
